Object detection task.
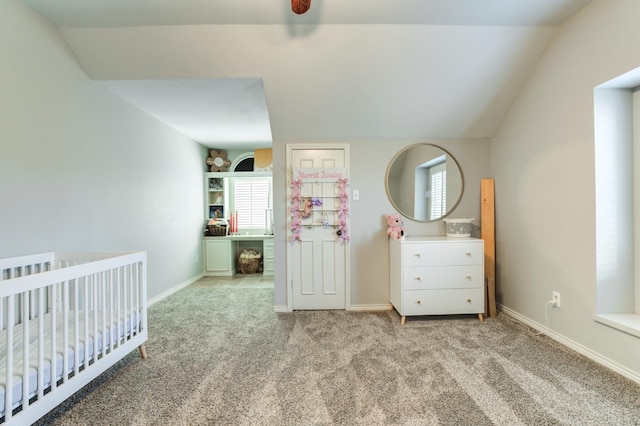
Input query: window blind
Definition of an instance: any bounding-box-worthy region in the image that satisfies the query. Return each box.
[232,178,271,230]
[429,166,447,220]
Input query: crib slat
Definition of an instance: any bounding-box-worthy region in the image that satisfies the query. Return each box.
[5,295,15,422]
[116,267,121,348]
[83,276,89,373]
[130,265,135,335]
[22,291,30,414]
[140,260,147,333]
[101,270,108,358]
[50,284,57,393]
[92,273,98,363]
[73,279,80,377]
[37,286,45,401]
[134,263,139,335]
[124,265,129,344]
[109,269,114,350]
[127,264,131,338]
[63,280,70,385]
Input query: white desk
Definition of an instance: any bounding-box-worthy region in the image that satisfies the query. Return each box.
[204,235,274,276]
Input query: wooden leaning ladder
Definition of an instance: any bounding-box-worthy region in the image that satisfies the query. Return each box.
[481,179,497,317]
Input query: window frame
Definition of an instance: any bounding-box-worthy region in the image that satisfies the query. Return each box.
[229,176,272,232]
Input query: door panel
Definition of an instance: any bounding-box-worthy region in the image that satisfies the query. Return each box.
[287,145,349,310]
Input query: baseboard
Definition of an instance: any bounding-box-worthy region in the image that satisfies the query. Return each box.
[348,304,394,312]
[148,273,204,307]
[273,304,393,313]
[499,304,640,385]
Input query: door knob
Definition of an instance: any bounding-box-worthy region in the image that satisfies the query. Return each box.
[336,230,342,236]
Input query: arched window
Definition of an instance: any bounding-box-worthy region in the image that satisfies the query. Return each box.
[227,152,272,232]
[231,153,255,172]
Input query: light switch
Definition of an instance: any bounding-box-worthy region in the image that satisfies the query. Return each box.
[353,190,360,200]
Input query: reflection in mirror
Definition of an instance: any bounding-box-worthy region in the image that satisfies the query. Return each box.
[386,144,464,222]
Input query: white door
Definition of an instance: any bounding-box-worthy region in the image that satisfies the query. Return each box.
[286,144,350,310]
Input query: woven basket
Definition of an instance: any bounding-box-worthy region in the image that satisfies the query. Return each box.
[238,257,261,274]
[208,225,227,237]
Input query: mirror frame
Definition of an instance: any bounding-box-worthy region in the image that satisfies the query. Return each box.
[385,144,464,223]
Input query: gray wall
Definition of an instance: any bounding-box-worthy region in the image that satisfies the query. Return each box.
[491,0,640,377]
[0,1,206,301]
[272,139,491,308]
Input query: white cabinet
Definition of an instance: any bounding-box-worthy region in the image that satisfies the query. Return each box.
[205,238,237,276]
[390,237,485,324]
[204,236,273,276]
[262,239,274,276]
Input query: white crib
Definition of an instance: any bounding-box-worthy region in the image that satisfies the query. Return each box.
[0,251,148,425]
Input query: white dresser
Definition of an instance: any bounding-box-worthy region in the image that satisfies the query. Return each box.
[389,237,485,324]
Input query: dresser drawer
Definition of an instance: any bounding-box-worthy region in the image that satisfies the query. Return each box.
[403,289,484,316]
[402,242,483,267]
[402,265,483,290]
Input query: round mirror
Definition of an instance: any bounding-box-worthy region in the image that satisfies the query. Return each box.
[385,144,464,222]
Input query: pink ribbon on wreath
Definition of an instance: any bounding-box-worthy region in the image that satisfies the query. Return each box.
[290,178,304,243]
[336,178,350,244]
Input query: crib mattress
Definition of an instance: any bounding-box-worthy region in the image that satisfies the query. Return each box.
[0,310,140,416]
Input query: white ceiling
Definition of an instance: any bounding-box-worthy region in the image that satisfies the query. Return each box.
[21,0,591,27]
[99,79,273,146]
[23,0,591,149]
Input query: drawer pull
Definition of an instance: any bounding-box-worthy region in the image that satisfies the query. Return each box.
[466,252,472,256]
[415,276,421,281]
[466,275,472,280]
[416,300,422,305]
[414,253,421,257]
[466,298,472,303]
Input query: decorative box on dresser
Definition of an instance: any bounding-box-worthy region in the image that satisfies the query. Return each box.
[389,237,485,324]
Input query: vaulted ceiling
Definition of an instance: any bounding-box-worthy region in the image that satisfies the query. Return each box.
[22,0,591,149]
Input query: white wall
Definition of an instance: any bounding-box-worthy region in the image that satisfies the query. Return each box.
[0,1,206,300]
[492,0,640,378]
[272,138,490,308]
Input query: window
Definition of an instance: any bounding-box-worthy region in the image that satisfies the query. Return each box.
[414,155,447,221]
[230,177,271,231]
[593,68,640,337]
[429,162,447,220]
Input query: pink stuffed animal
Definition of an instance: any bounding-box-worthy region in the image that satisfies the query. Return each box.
[386,214,405,239]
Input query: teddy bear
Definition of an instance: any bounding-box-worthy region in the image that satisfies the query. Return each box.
[386,214,405,239]
[301,199,313,219]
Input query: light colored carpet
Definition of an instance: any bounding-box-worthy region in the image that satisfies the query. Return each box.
[37,275,640,425]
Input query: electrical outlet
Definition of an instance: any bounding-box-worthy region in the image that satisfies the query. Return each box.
[552,291,561,308]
